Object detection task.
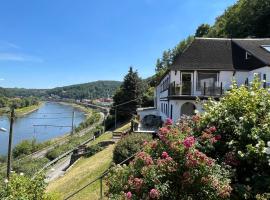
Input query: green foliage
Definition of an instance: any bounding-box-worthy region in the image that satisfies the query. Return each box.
[0,96,39,109]
[83,144,104,158]
[195,77,270,199]
[113,133,152,164]
[141,87,154,107]
[13,139,51,158]
[0,173,55,200]
[195,23,210,37]
[112,67,144,120]
[45,126,100,160]
[207,0,270,38]
[74,111,100,132]
[12,157,50,177]
[48,80,121,100]
[107,123,232,200]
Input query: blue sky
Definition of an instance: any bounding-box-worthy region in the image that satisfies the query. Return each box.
[0,0,236,89]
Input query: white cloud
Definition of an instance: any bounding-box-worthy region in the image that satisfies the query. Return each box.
[0,53,43,63]
[0,78,4,81]
[0,41,20,50]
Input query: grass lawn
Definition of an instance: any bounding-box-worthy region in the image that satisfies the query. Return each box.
[46,144,114,200]
[115,122,131,132]
[87,132,113,147]
[15,102,43,116]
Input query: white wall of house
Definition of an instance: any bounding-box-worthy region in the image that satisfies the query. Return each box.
[152,66,270,125]
[169,100,203,123]
[248,66,270,83]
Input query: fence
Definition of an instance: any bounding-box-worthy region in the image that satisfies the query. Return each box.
[64,152,137,200]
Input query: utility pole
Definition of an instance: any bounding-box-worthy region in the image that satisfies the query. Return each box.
[7,108,15,179]
[71,110,75,134]
[114,108,117,130]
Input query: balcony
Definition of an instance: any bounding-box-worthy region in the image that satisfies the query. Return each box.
[169,81,224,97]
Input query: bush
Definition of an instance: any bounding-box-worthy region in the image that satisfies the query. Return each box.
[84,144,104,158]
[12,157,50,177]
[106,119,232,200]
[0,173,55,200]
[74,112,100,132]
[13,139,51,158]
[113,133,152,164]
[194,77,270,199]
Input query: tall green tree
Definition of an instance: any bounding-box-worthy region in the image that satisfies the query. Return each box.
[195,24,210,37]
[112,67,144,120]
[207,0,270,38]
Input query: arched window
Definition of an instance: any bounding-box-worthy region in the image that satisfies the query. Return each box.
[181,102,196,116]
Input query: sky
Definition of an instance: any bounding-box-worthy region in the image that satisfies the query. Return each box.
[0,0,236,89]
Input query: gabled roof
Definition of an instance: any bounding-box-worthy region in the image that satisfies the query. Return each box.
[233,39,270,65]
[171,38,270,71]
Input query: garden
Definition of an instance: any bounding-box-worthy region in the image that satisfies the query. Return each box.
[106,78,270,200]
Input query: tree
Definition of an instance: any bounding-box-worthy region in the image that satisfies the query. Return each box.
[207,0,270,38]
[112,67,144,120]
[155,58,163,72]
[195,24,210,37]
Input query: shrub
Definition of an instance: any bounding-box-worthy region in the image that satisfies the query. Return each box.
[12,157,50,177]
[194,77,270,199]
[113,133,152,164]
[13,139,51,158]
[0,173,54,199]
[84,144,104,158]
[106,120,232,200]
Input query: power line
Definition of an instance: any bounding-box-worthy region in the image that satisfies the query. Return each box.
[33,125,72,128]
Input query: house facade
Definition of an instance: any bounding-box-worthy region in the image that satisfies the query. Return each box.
[137,38,270,125]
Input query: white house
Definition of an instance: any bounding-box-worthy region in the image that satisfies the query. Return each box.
[137,38,270,125]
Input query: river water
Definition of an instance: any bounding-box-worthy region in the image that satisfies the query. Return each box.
[0,102,86,155]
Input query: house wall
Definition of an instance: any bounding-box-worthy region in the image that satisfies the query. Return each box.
[169,100,203,123]
[153,66,270,124]
[248,66,270,83]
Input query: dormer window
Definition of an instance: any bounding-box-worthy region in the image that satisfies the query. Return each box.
[261,45,270,53]
[245,52,251,59]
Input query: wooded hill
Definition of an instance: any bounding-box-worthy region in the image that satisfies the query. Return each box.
[48,80,121,100]
[1,80,122,100]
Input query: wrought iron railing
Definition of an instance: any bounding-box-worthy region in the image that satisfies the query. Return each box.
[63,152,138,200]
[169,81,224,96]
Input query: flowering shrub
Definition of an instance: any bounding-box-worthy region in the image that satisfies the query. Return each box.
[0,173,56,199]
[113,133,152,164]
[195,77,270,199]
[106,121,232,200]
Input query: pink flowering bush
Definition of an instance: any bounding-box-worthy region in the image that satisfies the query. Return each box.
[106,121,232,200]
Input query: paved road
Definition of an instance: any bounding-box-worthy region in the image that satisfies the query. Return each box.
[45,155,71,182]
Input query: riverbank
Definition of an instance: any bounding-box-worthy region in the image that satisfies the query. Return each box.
[15,102,44,117]
[58,102,92,116]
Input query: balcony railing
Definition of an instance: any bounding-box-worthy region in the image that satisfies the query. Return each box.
[169,81,224,96]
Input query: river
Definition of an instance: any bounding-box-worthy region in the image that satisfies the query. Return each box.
[0,102,86,155]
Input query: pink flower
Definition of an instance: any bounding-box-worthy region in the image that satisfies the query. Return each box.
[214,134,221,141]
[149,188,159,199]
[209,126,217,133]
[159,127,169,135]
[151,141,158,149]
[183,136,195,148]
[125,191,132,199]
[165,118,173,126]
[143,141,148,146]
[161,151,169,159]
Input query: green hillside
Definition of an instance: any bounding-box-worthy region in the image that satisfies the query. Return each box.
[2,80,121,100]
[48,80,121,100]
